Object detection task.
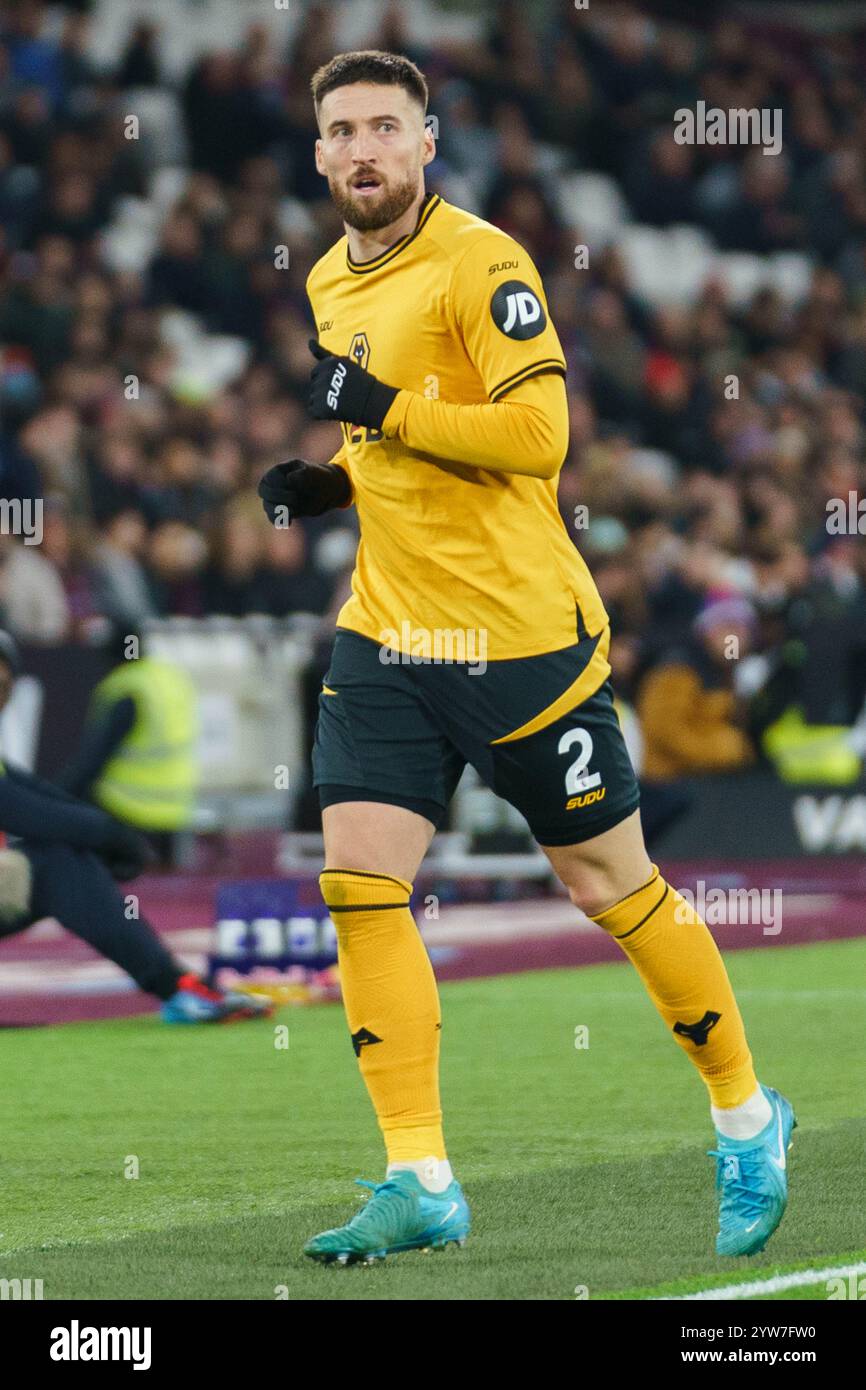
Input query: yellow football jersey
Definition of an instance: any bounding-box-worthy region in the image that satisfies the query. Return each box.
[306,192,609,660]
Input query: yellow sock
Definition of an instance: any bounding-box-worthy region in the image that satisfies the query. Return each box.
[319,869,446,1163]
[588,864,758,1107]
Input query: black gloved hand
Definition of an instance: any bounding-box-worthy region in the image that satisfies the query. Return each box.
[97,821,155,882]
[257,458,352,526]
[307,338,398,429]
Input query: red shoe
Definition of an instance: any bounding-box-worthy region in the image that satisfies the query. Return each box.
[161,973,273,1023]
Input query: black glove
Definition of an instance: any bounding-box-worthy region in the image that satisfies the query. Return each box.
[97,821,155,882]
[307,338,398,429]
[257,459,351,526]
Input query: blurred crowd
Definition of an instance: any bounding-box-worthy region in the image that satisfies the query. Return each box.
[2,0,866,774]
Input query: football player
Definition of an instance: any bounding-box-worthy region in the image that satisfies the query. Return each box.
[259,50,794,1265]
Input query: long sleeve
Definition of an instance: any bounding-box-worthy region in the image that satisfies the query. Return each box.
[381,370,569,479]
[59,697,136,797]
[0,762,115,849]
[379,222,568,480]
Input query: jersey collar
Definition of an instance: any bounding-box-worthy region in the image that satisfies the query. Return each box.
[345,192,442,275]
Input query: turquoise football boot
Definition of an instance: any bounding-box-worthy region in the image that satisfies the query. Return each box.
[708,1084,797,1257]
[304,1169,470,1265]
[161,973,273,1023]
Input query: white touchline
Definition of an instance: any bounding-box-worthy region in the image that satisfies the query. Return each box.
[651,1260,866,1300]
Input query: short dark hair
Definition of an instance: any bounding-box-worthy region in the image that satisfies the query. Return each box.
[311,50,428,121]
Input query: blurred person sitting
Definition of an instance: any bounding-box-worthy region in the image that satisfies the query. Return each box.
[253,521,334,617]
[201,502,266,616]
[181,51,277,185]
[1,85,52,169]
[0,630,267,1022]
[145,435,219,529]
[39,496,101,639]
[0,413,42,503]
[28,172,105,248]
[754,540,866,783]
[582,288,647,422]
[625,128,697,226]
[0,234,76,377]
[0,532,69,643]
[201,210,268,340]
[91,508,158,627]
[637,592,757,781]
[145,520,207,617]
[87,433,150,525]
[59,624,199,859]
[16,402,89,516]
[146,210,210,316]
[117,20,162,90]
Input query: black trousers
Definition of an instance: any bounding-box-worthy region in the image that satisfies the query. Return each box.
[0,843,182,1001]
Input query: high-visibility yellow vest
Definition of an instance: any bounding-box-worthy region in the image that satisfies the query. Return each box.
[762,705,861,785]
[90,658,199,830]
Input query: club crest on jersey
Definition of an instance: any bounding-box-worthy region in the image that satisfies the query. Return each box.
[491,280,546,340]
[350,332,370,369]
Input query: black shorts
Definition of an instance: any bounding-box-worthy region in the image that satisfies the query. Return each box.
[312,628,640,847]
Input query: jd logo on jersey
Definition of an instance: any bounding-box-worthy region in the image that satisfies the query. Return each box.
[491,280,547,340]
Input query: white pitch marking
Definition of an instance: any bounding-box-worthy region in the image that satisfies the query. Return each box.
[653,1260,866,1300]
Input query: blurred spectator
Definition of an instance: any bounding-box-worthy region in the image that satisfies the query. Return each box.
[0,533,69,642]
[147,211,211,315]
[625,130,696,226]
[40,498,101,639]
[255,523,333,617]
[201,503,266,616]
[145,436,219,528]
[146,521,207,616]
[91,509,157,628]
[637,594,758,781]
[117,22,162,89]
[60,623,199,844]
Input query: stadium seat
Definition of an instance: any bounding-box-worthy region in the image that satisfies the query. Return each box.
[148,167,192,215]
[767,252,814,304]
[121,88,189,167]
[557,172,631,247]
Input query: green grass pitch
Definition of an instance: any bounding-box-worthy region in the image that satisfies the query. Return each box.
[0,937,863,1300]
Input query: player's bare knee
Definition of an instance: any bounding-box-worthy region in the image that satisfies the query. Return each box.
[561,872,624,919]
[554,854,655,919]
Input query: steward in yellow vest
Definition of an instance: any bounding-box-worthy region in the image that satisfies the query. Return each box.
[62,655,199,832]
